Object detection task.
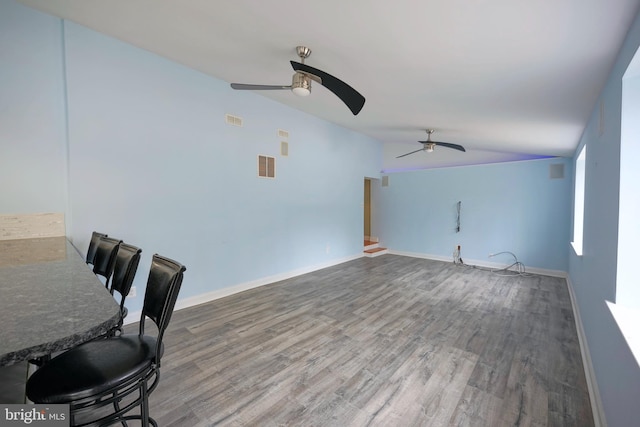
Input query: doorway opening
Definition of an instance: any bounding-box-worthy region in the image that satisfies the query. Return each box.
[364,178,387,257]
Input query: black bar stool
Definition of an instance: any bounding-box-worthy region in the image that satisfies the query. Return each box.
[26,254,186,427]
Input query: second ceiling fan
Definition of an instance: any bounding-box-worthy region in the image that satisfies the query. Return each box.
[396,130,466,158]
[230,46,366,116]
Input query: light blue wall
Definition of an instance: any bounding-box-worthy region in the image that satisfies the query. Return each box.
[61,22,382,313]
[0,0,67,215]
[568,6,640,427]
[379,158,572,271]
[1,0,382,314]
[5,0,639,423]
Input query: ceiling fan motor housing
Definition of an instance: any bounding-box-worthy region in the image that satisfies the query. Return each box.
[291,73,311,96]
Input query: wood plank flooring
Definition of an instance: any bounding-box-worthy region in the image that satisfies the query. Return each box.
[146,255,593,426]
[0,255,593,426]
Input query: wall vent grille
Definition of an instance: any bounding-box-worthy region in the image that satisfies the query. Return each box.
[258,155,275,178]
[281,141,289,157]
[549,163,565,179]
[382,176,389,187]
[225,114,243,127]
[278,129,289,139]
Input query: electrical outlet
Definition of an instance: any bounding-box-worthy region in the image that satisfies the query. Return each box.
[128,286,136,298]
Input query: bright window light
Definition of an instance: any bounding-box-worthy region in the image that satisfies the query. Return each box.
[610,56,640,368]
[617,66,640,313]
[572,145,586,256]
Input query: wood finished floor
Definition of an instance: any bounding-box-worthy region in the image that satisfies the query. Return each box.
[1,255,593,426]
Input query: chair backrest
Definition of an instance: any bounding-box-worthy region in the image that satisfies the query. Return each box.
[140,254,186,363]
[92,237,122,287]
[86,231,108,265]
[110,243,142,310]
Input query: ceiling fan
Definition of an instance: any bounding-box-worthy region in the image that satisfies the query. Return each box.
[396,130,466,158]
[230,46,366,115]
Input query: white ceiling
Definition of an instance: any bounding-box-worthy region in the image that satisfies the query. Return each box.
[18,0,640,169]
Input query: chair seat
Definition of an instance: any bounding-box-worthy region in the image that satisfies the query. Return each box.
[26,335,163,404]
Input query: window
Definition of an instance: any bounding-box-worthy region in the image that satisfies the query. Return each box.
[610,52,640,367]
[572,145,586,256]
[616,63,640,312]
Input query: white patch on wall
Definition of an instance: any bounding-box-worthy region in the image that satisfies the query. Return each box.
[258,155,275,178]
[549,163,565,179]
[381,176,389,187]
[225,114,243,127]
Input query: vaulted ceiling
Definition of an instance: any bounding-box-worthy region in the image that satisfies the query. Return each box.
[19,0,640,169]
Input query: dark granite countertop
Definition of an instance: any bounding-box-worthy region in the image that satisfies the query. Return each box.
[0,237,121,366]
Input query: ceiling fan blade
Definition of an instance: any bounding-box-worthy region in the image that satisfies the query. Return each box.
[396,148,424,158]
[230,83,292,90]
[290,61,365,115]
[435,141,466,152]
[418,141,466,152]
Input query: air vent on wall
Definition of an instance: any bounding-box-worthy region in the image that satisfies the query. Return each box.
[281,141,289,157]
[278,129,289,139]
[258,155,275,178]
[225,114,243,127]
[549,163,565,179]
[382,176,389,187]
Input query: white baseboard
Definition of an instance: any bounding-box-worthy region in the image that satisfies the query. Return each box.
[125,253,364,325]
[388,249,567,278]
[565,276,607,427]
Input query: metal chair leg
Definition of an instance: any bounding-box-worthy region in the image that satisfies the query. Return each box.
[112,391,129,427]
[140,379,150,427]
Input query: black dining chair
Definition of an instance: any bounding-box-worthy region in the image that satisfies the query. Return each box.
[26,254,186,427]
[109,242,142,335]
[92,236,122,290]
[85,231,107,266]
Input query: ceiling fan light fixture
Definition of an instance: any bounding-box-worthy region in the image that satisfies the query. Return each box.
[291,73,311,96]
[426,144,434,153]
[292,87,311,96]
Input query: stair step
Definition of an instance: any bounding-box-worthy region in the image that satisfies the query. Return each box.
[364,247,386,253]
[364,247,388,257]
